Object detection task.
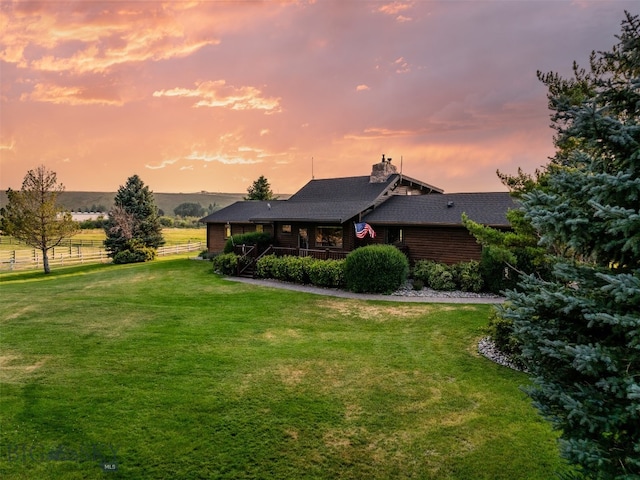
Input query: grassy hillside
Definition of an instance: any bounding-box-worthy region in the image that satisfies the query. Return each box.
[0,191,290,215]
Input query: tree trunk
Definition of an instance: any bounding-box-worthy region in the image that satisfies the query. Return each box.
[42,248,50,274]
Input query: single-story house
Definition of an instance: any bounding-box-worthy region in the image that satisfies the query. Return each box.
[200,155,517,265]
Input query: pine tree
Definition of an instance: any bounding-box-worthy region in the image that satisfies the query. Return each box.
[501,12,640,478]
[245,175,276,201]
[104,175,164,259]
[0,166,79,274]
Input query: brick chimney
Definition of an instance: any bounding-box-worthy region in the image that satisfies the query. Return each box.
[370,154,398,183]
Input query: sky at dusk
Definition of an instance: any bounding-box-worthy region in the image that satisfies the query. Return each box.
[1,1,637,195]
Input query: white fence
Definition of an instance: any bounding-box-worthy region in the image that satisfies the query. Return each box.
[0,242,204,272]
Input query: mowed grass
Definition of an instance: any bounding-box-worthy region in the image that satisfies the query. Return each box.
[0,258,567,479]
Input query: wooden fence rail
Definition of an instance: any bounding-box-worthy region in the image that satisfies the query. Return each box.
[0,242,204,272]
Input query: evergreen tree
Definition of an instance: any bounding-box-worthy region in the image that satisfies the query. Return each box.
[0,165,79,274]
[245,175,276,201]
[502,12,640,478]
[104,175,164,259]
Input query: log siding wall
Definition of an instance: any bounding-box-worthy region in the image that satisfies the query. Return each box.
[208,222,485,264]
[401,226,481,264]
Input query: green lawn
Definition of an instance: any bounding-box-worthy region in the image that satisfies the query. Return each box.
[0,228,206,252]
[0,258,568,479]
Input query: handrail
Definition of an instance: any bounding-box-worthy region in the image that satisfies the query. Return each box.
[236,245,256,277]
[255,245,274,262]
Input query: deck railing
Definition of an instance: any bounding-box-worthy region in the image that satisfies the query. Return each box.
[271,247,349,260]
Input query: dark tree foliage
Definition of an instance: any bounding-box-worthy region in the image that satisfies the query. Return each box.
[501,12,640,479]
[0,166,79,274]
[104,175,164,258]
[245,175,276,201]
[173,202,206,218]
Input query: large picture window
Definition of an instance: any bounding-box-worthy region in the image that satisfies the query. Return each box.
[315,226,343,248]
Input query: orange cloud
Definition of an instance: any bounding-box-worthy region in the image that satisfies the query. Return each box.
[377,2,413,16]
[153,80,281,112]
[1,3,219,74]
[344,127,418,140]
[21,83,123,106]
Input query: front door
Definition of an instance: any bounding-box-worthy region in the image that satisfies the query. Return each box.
[299,228,308,249]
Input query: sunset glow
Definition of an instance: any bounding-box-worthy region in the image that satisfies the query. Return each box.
[1,1,636,195]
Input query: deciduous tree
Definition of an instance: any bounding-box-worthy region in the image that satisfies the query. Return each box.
[173,202,205,218]
[0,166,79,274]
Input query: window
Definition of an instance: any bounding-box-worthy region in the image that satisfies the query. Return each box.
[256,224,264,233]
[224,223,231,238]
[316,226,343,248]
[282,224,292,233]
[387,227,403,244]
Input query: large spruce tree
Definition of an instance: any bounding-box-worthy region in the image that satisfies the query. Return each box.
[501,12,639,478]
[104,175,164,260]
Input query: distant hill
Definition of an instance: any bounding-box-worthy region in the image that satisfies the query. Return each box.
[0,191,290,216]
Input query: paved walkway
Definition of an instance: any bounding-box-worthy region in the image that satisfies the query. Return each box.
[224,276,505,304]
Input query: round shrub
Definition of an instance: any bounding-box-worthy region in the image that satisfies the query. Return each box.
[112,240,156,264]
[452,260,483,292]
[427,263,456,291]
[212,252,239,275]
[412,260,456,291]
[411,260,434,285]
[344,245,409,293]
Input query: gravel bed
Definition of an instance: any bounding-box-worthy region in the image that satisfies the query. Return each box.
[477,336,526,372]
[391,282,502,299]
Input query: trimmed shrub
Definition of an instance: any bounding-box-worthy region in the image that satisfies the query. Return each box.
[308,259,345,288]
[486,307,524,368]
[112,240,156,264]
[412,279,424,291]
[452,260,483,292]
[198,250,218,261]
[412,260,456,291]
[223,232,272,254]
[411,260,431,285]
[255,255,314,283]
[256,254,278,278]
[282,256,314,283]
[344,245,409,293]
[212,252,239,275]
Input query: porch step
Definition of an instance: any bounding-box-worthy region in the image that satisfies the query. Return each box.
[237,265,255,278]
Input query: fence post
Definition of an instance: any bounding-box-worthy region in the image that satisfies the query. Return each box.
[10,250,15,271]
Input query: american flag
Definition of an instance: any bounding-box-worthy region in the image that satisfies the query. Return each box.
[355,222,376,239]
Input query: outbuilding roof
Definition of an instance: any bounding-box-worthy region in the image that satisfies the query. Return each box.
[199,200,285,223]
